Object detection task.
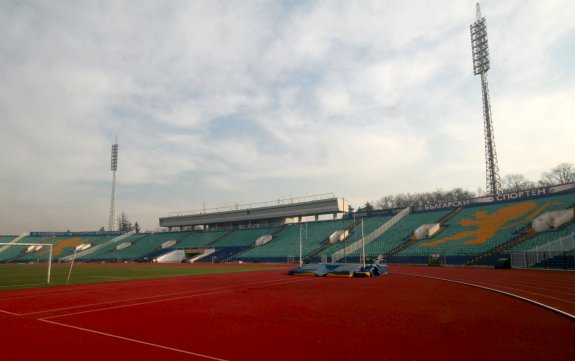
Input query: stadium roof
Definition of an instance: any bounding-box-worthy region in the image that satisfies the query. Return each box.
[159,194,348,229]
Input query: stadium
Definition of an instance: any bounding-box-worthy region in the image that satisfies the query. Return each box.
[2,2,575,361]
[1,182,574,360]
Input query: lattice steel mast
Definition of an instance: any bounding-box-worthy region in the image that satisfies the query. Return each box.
[470,3,501,195]
[108,138,119,231]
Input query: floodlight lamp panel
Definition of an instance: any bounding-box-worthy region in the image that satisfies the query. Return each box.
[111,144,119,171]
[470,18,490,75]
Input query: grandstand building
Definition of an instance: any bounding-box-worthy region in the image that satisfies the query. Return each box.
[159,194,348,231]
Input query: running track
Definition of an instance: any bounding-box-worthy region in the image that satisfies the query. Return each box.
[1,265,574,360]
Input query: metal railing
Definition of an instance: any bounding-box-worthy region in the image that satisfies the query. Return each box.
[168,193,337,217]
[510,233,575,268]
[526,234,575,253]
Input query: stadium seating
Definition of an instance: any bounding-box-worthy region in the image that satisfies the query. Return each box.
[203,246,251,262]
[3,188,573,268]
[316,215,393,259]
[396,192,575,259]
[505,221,575,253]
[0,236,24,262]
[177,231,230,248]
[212,227,279,247]
[3,235,116,263]
[86,232,189,262]
[347,210,451,259]
[238,219,353,262]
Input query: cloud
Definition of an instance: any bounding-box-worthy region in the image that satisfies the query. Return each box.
[0,0,573,233]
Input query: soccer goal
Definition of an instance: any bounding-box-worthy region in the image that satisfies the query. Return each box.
[0,243,53,284]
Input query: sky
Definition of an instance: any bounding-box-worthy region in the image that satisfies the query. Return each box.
[1,0,574,234]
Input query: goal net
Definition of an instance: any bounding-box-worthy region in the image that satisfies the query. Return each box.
[0,243,53,286]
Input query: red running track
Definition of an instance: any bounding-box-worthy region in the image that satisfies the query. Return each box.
[391,265,575,317]
[0,265,574,361]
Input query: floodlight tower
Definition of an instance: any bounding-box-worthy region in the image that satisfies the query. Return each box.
[108,138,119,231]
[470,3,501,195]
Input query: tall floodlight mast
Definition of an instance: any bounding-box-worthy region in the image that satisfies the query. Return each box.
[470,3,501,195]
[108,138,119,231]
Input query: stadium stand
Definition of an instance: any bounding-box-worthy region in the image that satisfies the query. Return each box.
[315,215,393,260]
[2,234,116,263]
[394,192,575,264]
[344,210,451,262]
[181,227,281,263]
[506,217,575,253]
[4,184,574,268]
[177,230,230,248]
[85,232,186,262]
[212,227,279,247]
[238,219,353,262]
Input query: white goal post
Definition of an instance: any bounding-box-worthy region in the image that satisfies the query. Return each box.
[0,243,53,284]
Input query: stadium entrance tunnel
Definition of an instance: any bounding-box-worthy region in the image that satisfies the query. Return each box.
[288,263,387,278]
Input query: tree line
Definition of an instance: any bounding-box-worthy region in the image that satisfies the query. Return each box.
[99,212,141,233]
[354,162,575,212]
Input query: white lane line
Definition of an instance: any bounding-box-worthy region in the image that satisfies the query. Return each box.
[11,278,301,316]
[410,275,575,305]
[0,283,47,289]
[419,273,575,294]
[0,308,19,316]
[40,318,229,361]
[0,270,284,300]
[0,277,198,300]
[444,279,575,305]
[41,289,236,320]
[391,272,575,321]
[41,278,313,320]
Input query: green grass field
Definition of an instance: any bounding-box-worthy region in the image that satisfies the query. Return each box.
[0,263,281,291]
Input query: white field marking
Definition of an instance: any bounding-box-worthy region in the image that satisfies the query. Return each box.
[428,272,575,293]
[391,272,575,321]
[0,276,180,300]
[18,277,304,316]
[40,318,229,361]
[0,278,176,300]
[404,275,575,306]
[447,279,575,304]
[40,289,234,320]
[0,279,280,316]
[0,270,288,301]
[0,283,47,289]
[394,269,575,297]
[88,276,132,279]
[0,308,19,316]
[479,279,575,295]
[38,277,314,320]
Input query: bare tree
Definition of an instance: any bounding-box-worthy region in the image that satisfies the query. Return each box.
[356,202,374,213]
[501,174,535,192]
[376,188,477,209]
[539,163,575,186]
[117,212,134,232]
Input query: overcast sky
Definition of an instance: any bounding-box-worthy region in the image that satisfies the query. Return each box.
[1,0,573,234]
